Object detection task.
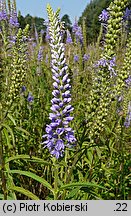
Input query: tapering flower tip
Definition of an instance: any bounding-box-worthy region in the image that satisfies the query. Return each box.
[99,9,109,22]
[0,10,8,21]
[74,55,79,63]
[42,5,76,159]
[72,21,79,33]
[45,54,48,63]
[27,93,34,103]
[0,0,8,21]
[37,46,44,62]
[46,25,50,41]
[75,26,83,43]
[72,21,83,43]
[83,54,90,61]
[66,30,72,44]
[34,26,39,43]
[123,8,131,21]
[124,101,131,128]
[9,10,19,27]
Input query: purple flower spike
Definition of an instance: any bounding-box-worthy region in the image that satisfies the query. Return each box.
[42,5,76,159]
[0,10,8,21]
[9,9,19,27]
[72,21,83,43]
[72,21,79,33]
[0,0,8,21]
[66,30,73,44]
[37,46,44,62]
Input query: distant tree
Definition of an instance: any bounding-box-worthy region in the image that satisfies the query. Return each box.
[79,0,112,44]
[61,14,72,31]
[18,11,26,29]
[18,12,46,40]
[34,16,46,33]
[24,14,32,26]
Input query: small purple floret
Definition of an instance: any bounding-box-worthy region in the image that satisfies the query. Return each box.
[83,54,90,62]
[27,93,34,103]
[125,76,131,87]
[99,9,109,22]
[74,55,79,63]
[123,8,131,21]
[66,30,73,44]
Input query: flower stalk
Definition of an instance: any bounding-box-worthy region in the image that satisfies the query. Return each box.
[42,4,76,159]
[85,0,128,142]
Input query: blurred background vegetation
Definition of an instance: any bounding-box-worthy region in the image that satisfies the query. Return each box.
[18,0,131,43]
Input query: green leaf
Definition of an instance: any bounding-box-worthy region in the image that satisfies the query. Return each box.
[66,186,81,199]
[7,113,16,126]
[1,123,15,147]
[87,150,93,163]
[2,128,12,149]
[9,170,53,192]
[5,154,52,166]
[59,182,107,191]
[109,193,115,197]
[0,194,14,200]
[4,164,17,200]
[9,186,39,200]
[15,126,30,136]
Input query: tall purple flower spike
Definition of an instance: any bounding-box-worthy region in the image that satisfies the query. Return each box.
[66,29,72,44]
[42,5,76,159]
[9,2,19,27]
[0,0,8,21]
[72,20,83,43]
[37,46,44,62]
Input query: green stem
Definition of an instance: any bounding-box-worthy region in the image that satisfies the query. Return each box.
[0,127,7,200]
[61,149,68,199]
[119,121,125,199]
[53,159,58,200]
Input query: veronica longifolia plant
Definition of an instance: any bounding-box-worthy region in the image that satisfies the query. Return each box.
[8,24,29,104]
[42,5,76,159]
[85,0,128,142]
